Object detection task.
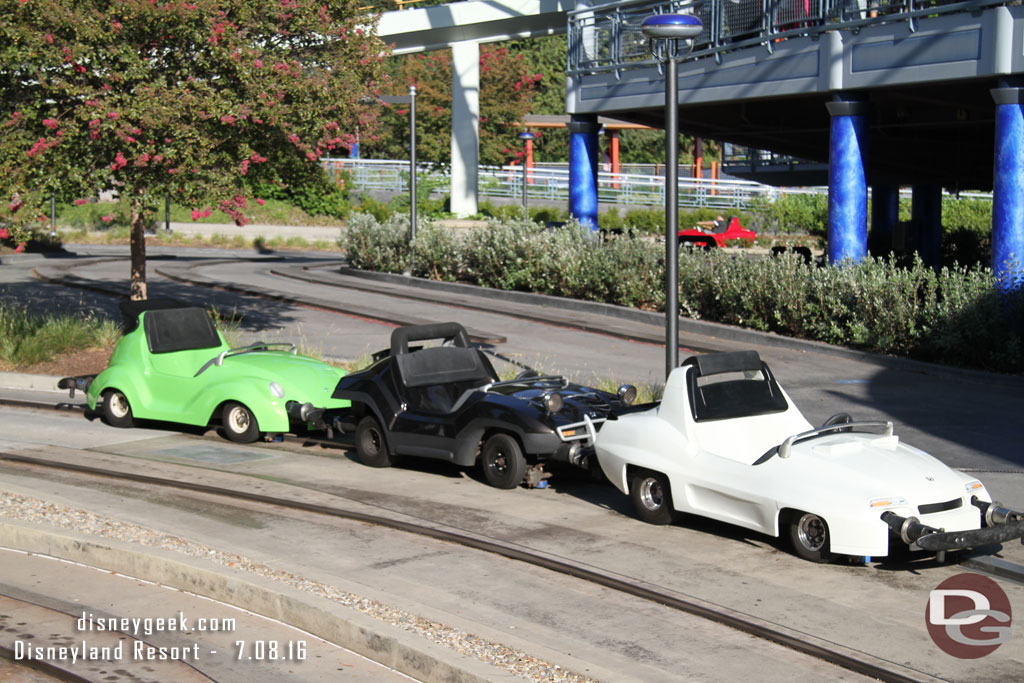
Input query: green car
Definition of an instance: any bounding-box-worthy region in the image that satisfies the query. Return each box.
[59,300,349,443]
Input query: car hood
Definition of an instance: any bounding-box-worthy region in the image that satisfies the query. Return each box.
[488,381,625,423]
[778,433,969,501]
[220,352,344,400]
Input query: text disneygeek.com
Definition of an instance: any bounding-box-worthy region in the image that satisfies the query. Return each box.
[13,610,307,664]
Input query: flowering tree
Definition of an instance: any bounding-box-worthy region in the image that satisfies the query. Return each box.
[364,46,541,167]
[0,0,386,298]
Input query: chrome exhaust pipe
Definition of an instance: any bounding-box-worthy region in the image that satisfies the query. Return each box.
[972,497,1024,527]
[880,511,942,545]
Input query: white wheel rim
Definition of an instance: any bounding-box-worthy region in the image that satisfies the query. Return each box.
[228,406,250,433]
[109,393,129,418]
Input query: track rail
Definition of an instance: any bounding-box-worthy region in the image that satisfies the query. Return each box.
[0,451,935,683]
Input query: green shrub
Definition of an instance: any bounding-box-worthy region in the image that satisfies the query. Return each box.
[759,193,829,236]
[340,214,1022,373]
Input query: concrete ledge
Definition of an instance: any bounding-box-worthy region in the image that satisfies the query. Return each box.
[0,520,514,683]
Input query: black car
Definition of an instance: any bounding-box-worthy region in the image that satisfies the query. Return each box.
[329,322,639,489]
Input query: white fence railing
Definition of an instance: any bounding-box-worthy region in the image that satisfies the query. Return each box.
[322,158,822,210]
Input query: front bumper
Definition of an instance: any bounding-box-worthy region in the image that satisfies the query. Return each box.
[882,498,1024,552]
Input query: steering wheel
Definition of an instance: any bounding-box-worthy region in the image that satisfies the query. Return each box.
[822,413,854,432]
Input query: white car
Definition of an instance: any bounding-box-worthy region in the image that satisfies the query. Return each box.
[595,351,1024,562]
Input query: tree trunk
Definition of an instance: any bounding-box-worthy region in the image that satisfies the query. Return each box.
[129,200,147,300]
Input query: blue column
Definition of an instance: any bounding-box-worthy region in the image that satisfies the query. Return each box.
[825,98,869,264]
[911,184,942,268]
[568,114,600,232]
[992,87,1024,291]
[870,184,899,256]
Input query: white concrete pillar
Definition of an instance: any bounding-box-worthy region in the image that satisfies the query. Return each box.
[450,41,480,217]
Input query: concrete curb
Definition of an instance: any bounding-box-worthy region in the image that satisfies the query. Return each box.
[0,373,63,392]
[0,520,513,683]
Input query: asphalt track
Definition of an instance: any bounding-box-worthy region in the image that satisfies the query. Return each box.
[2,244,1024,681]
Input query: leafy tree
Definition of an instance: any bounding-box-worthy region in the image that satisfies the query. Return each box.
[0,0,386,298]
[363,46,541,167]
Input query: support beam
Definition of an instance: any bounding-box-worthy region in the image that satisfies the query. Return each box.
[869,184,899,256]
[911,184,942,268]
[568,114,600,231]
[826,97,869,264]
[992,87,1024,290]
[450,41,480,217]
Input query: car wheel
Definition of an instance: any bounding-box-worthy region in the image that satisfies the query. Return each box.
[480,433,526,489]
[222,402,260,443]
[789,512,831,562]
[630,471,677,525]
[355,416,392,468]
[102,389,134,428]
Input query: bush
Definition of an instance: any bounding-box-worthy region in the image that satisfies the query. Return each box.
[759,193,829,236]
[340,214,1023,372]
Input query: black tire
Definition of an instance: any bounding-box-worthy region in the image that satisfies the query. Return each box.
[479,433,527,489]
[630,470,677,525]
[222,401,260,443]
[355,416,392,468]
[789,511,831,562]
[102,389,134,428]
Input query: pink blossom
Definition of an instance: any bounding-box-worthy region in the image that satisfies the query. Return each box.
[256,198,266,206]
[111,152,127,170]
[306,152,317,161]
[15,242,26,253]
[107,112,119,119]
[220,114,236,125]
[42,118,59,129]
[74,199,88,205]
[238,160,250,175]
[0,228,8,239]
[44,33,53,44]
[89,119,100,128]
[112,21,123,31]
[287,134,300,144]
[125,136,136,143]
[233,196,246,207]
[28,138,54,158]
[254,59,263,68]
[85,100,99,107]
[102,215,115,223]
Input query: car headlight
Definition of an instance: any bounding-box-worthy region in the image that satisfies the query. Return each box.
[964,480,984,494]
[269,381,285,398]
[869,496,908,510]
[543,391,563,413]
[617,384,637,406]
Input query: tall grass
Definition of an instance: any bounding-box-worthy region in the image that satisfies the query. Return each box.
[0,305,119,368]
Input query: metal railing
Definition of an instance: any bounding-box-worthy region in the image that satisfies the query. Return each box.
[323,157,820,210]
[568,0,1009,77]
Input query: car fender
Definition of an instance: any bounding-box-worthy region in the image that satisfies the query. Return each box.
[596,414,689,495]
[199,377,290,433]
[87,365,147,413]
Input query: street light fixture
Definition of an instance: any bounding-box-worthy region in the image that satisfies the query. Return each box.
[641,13,703,378]
[517,130,535,213]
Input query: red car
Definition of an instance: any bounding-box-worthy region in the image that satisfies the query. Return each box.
[678,216,756,248]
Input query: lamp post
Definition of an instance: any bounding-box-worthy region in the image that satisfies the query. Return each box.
[517,131,535,212]
[641,13,703,378]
